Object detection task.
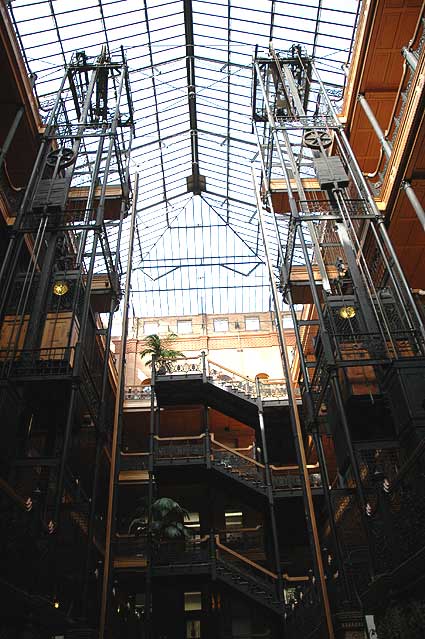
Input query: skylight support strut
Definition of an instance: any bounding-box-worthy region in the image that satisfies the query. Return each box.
[184,0,204,195]
[143,0,169,215]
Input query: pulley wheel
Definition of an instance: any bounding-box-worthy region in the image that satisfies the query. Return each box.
[303,129,332,150]
[46,147,76,169]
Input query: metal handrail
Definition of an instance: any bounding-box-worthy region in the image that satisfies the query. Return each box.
[216,536,308,583]
[154,433,206,442]
[208,358,253,384]
[210,433,265,469]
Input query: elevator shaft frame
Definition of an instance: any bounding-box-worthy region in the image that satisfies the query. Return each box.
[253,44,425,639]
[0,47,134,621]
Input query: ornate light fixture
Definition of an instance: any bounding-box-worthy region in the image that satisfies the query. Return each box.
[53,281,69,296]
[339,305,356,320]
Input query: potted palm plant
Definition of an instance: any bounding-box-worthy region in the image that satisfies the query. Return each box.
[150,497,191,542]
[128,497,190,540]
[139,333,184,374]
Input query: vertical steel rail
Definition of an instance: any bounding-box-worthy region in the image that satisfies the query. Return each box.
[255,378,284,604]
[145,356,157,639]
[253,60,330,292]
[54,64,127,524]
[251,166,335,639]
[99,172,139,639]
[82,131,133,613]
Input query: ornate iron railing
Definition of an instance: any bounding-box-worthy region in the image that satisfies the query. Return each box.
[217,527,265,560]
[366,443,425,575]
[154,434,206,461]
[120,452,149,471]
[332,330,424,361]
[152,537,210,566]
[0,346,75,378]
[271,465,322,491]
[124,385,151,400]
[215,536,278,595]
[258,379,289,401]
[115,533,148,558]
[210,437,267,487]
[155,355,203,375]
[207,359,257,399]
[373,16,425,192]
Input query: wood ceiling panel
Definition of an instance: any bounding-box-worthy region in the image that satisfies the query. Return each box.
[406,127,425,174]
[365,6,420,91]
[367,51,394,88]
[351,130,374,157]
[378,12,403,49]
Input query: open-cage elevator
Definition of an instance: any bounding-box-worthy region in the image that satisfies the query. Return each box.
[0,46,134,626]
[252,44,425,638]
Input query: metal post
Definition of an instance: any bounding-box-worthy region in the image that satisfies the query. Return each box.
[357,93,392,159]
[201,350,207,383]
[256,379,284,602]
[402,180,425,231]
[99,173,139,639]
[402,46,418,71]
[285,292,350,598]
[251,166,335,639]
[203,403,211,469]
[145,354,157,639]
[82,157,132,611]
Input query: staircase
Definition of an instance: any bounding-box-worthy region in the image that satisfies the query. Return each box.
[215,538,285,615]
[210,440,268,496]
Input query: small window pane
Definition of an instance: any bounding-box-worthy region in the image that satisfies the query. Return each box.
[184,592,202,612]
[245,317,260,331]
[225,510,243,528]
[177,320,192,334]
[186,619,201,638]
[144,322,159,335]
[186,512,200,536]
[213,318,228,332]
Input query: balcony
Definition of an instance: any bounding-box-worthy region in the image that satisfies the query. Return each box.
[119,435,322,498]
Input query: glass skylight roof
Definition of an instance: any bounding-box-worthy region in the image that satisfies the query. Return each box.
[9,0,361,316]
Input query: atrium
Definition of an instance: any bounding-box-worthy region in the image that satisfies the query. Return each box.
[0,1,425,638]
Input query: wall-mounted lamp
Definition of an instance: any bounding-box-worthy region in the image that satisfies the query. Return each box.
[53,281,69,296]
[339,306,356,320]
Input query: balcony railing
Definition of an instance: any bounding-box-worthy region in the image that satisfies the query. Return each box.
[366,443,425,576]
[152,536,210,567]
[124,436,320,495]
[156,355,203,375]
[124,385,151,400]
[120,452,149,471]
[0,346,75,378]
[207,358,258,399]
[271,463,322,491]
[217,526,265,557]
[373,15,425,194]
[154,434,206,461]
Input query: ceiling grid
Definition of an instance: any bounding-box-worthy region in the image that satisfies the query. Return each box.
[9,0,361,316]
